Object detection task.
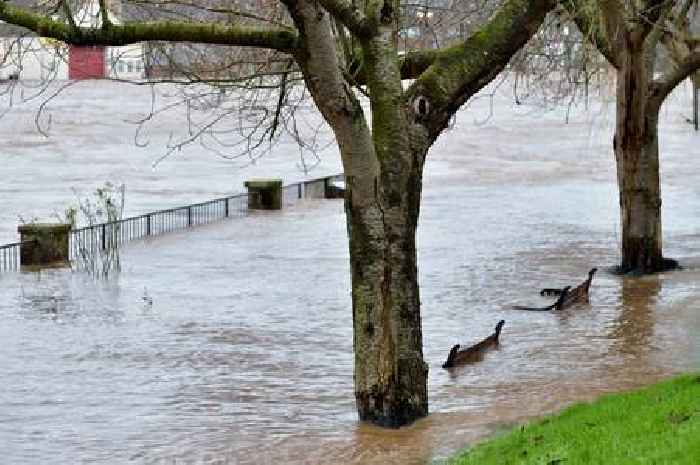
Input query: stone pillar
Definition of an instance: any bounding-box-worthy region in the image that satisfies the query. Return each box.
[17,223,71,268]
[244,179,283,210]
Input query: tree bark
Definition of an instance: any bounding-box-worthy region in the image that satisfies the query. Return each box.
[614,43,669,273]
[289,0,428,427]
[343,9,429,426]
[345,146,428,427]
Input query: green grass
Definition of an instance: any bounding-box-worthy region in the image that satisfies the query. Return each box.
[448,374,700,465]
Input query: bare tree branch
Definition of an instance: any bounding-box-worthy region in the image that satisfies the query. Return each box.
[127,0,291,27]
[406,0,557,139]
[98,0,112,30]
[565,0,622,68]
[0,2,300,52]
[674,0,696,27]
[316,0,374,37]
[634,0,672,40]
[597,0,628,48]
[61,0,77,32]
[651,49,700,107]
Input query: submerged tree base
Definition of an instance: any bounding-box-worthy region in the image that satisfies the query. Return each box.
[449,374,700,465]
[611,257,681,276]
[357,391,428,428]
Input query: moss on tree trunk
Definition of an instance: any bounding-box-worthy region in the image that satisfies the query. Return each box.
[345,161,428,427]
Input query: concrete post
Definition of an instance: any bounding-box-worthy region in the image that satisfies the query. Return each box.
[17,223,71,268]
[244,179,283,210]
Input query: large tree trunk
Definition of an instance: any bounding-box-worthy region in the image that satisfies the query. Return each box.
[343,22,429,425]
[289,0,428,427]
[614,43,667,274]
[288,0,553,428]
[345,154,428,427]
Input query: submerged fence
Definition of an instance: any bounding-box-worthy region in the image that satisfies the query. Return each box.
[282,173,345,207]
[0,174,345,273]
[68,191,253,262]
[0,241,24,272]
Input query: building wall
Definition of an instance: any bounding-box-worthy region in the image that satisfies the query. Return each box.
[69,46,106,79]
[0,37,69,80]
[1,38,145,81]
[106,44,145,80]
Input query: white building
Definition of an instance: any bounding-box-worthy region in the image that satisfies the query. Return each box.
[0,1,145,81]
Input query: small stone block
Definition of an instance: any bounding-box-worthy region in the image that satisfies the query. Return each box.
[244,178,283,210]
[17,223,72,268]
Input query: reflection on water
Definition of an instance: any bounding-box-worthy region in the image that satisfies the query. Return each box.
[611,276,661,357]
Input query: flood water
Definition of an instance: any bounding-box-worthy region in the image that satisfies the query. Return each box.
[1,81,699,464]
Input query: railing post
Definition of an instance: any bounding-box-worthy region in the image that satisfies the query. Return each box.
[298,183,302,199]
[146,214,151,236]
[187,206,193,226]
[101,224,106,250]
[17,223,71,269]
[693,76,698,131]
[244,179,283,210]
[224,199,229,218]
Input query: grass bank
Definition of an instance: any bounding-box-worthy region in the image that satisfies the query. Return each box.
[448,374,700,465]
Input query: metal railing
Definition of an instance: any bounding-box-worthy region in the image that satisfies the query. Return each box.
[1,174,345,272]
[69,191,253,260]
[0,240,34,273]
[282,174,345,207]
[0,241,21,272]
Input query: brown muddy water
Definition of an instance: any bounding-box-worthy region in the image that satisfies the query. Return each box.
[1,83,700,464]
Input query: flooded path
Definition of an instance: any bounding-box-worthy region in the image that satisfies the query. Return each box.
[1,81,699,464]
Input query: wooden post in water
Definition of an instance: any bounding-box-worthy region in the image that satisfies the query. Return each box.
[244,179,283,210]
[17,223,71,268]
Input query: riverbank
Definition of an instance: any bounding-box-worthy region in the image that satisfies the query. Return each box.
[448,374,700,465]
